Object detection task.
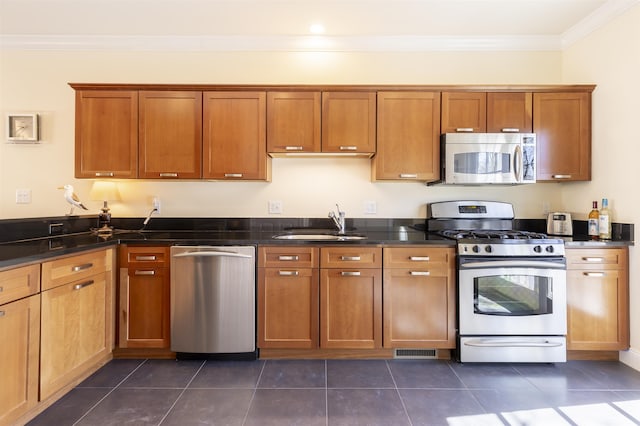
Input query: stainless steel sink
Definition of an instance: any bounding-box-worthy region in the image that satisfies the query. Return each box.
[273,233,367,241]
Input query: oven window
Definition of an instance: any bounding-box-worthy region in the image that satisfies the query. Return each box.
[454,152,510,175]
[474,274,553,316]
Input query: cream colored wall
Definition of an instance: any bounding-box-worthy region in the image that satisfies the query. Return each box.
[561,4,640,367]
[1,50,564,220]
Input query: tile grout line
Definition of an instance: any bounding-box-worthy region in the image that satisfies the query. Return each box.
[386,359,414,426]
[241,359,267,426]
[156,359,207,426]
[72,359,150,426]
[325,359,329,426]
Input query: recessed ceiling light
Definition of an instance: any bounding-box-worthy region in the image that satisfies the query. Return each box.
[309,23,325,34]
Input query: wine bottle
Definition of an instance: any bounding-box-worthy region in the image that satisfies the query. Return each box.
[599,198,612,239]
[588,201,599,238]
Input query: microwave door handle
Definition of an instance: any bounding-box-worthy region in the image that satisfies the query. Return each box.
[513,145,522,182]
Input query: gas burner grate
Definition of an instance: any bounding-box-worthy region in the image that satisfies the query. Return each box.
[440,229,549,240]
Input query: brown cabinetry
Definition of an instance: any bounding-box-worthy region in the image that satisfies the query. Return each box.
[322,92,376,155]
[118,245,171,349]
[139,91,203,179]
[534,92,591,181]
[0,266,40,426]
[203,91,270,180]
[320,246,382,349]
[374,91,441,181]
[487,92,533,133]
[441,92,487,133]
[383,246,456,348]
[257,246,319,349]
[267,92,321,154]
[566,247,629,351]
[74,90,138,178]
[40,249,113,400]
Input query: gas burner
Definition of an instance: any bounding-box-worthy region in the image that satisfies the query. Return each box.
[439,229,549,240]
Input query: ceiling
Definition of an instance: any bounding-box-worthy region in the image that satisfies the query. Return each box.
[1,0,638,51]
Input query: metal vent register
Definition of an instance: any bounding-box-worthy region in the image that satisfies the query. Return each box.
[394,349,437,359]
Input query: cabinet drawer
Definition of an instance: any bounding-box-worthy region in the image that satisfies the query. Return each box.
[41,249,110,291]
[0,264,40,306]
[122,246,170,267]
[259,246,318,268]
[566,248,627,270]
[320,247,382,268]
[383,246,453,269]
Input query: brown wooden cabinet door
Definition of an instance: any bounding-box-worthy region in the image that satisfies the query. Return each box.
[566,248,629,351]
[441,92,487,133]
[139,91,203,179]
[322,92,376,154]
[203,91,269,180]
[257,267,319,348]
[0,295,40,425]
[75,90,138,178]
[374,91,441,181]
[487,92,532,133]
[267,91,321,154]
[320,268,382,349]
[533,92,591,181]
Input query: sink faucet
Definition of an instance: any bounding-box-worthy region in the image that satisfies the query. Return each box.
[328,204,346,234]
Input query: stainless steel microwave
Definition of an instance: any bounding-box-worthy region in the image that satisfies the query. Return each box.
[442,133,536,184]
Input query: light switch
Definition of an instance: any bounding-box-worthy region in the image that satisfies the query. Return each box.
[364,200,377,214]
[16,189,31,204]
[268,200,283,214]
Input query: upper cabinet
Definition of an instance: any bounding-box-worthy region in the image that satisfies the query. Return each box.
[267,91,321,154]
[534,92,591,182]
[441,91,533,134]
[75,90,138,178]
[203,91,270,181]
[374,91,441,182]
[322,92,376,155]
[139,91,203,179]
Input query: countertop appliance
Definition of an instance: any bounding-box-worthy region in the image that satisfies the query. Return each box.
[547,212,573,236]
[170,245,256,359]
[442,133,536,184]
[428,200,567,363]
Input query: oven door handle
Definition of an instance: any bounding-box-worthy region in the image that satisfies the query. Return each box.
[463,338,564,348]
[460,260,565,269]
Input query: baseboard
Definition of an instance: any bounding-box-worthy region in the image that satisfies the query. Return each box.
[620,348,640,371]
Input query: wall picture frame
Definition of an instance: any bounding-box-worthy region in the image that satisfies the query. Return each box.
[7,113,39,142]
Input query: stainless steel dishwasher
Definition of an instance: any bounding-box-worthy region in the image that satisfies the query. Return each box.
[170,245,256,359]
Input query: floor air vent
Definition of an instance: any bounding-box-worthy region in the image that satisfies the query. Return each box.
[394,349,437,359]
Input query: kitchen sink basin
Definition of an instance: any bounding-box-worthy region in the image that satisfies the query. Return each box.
[273,233,367,241]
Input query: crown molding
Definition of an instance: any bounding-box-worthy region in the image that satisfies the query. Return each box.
[562,0,640,47]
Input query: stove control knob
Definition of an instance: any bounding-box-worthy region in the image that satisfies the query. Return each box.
[485,245,493,253]
[546,246,555,253]
[533,245,542,253]
[472,245,480,253]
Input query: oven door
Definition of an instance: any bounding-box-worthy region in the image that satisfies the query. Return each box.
[458,256,566,336]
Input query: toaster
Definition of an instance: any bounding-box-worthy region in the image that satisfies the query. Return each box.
[547,212,573,236]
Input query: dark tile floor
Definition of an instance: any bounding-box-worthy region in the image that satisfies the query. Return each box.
[27,358,640,425]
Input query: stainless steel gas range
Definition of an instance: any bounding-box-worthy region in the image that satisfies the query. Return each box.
[428,200,567,363]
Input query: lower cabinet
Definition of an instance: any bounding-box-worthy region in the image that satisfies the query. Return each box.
[118,245,171,349]
[383,246,456,348]
[566,247,629,351]
[40,249,113,400]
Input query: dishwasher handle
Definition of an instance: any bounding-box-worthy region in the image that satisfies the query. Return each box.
[173,250,253,259]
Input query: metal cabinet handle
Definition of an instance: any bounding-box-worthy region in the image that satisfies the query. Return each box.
[284,146,304,151]
[340,256,361,261]
[399,174,418,179]
[95,172,114,177]
[0,286,3,293]
[73,280,95,290]
[341,271,361,276]
[582,257,604,262]
[455,128,474,132]
[224,173,243,178]
[551,174,572,179]
[501,128,520,133]
[72,263,93,272]
[159,172,178,177]
[583,272,606,277]
[410,271,431,276]
[135,255,157,261]
[339,146,357,151]
[0,311,5,317]
[134,270,156,276]
[278,255,299,261]
[409,256,430,261]
[278,270,299,276]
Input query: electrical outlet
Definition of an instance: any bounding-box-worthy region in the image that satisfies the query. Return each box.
[542,201,550,215]
[364,200,377,214]
[16,189,31,204]
[268,200,283,214]
[152,197,161,214]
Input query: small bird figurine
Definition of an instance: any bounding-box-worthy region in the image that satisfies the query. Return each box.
[58,184,88,215]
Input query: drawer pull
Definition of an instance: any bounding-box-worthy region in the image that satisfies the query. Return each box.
[95,172,114,177]
[0,311,4,317]
[399,174,418,179]
[134,270,156,276]
[73,280,95,290]
[455,128,474,132]
[583,272,605,277]
[341,271,361,276]
[224,173,243,178]
[278,255,299,261]
[340,256,361,261]
[72,263,93,272]
[135,255,157,261]
[0,286,3,293]
[582,257,604,262]
[501,128,520,133]
[410,271,431,276]
[285,146,304,151]
[409,256,430,261]
[339,146,358,151]
[160,172,178,177]
[279,270,299,276]
[551,174,572,179]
